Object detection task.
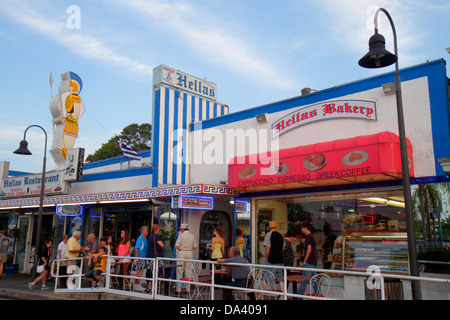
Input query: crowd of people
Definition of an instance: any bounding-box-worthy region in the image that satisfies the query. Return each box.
[25,220,318,299]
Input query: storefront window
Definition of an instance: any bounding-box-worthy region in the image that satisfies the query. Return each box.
[234,200,251,261]
[156,205,178,257]
[199,211,230,260]
[255,189,407,268]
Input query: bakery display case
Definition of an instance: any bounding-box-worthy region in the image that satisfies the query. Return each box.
[342,230,409,274]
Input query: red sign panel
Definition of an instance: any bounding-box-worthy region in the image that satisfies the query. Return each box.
[228,131,414,190]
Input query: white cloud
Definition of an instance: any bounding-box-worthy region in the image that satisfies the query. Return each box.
[310,0,431,66]
[0,0,153,75]
[113,0,297,90]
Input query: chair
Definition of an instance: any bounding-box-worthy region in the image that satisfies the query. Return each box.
[306,273,331,298]
[179,262,211,299]
[261,269,283,299]
[233,267,263,300]
[190,262,211,300]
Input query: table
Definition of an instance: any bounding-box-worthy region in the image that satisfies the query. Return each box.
[159,264,181,295]
[210,269,231,284]
[275,274,310,294]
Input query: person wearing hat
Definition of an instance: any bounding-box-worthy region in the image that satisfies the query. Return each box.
[175,223,197,293]
[261,221,285,297]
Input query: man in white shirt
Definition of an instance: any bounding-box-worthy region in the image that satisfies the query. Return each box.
[175,224,197,293]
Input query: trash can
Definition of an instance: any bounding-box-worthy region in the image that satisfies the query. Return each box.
[365,278,404,300]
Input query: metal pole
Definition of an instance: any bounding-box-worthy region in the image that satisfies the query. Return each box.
[376,8,422,299]
[22,125,47,279]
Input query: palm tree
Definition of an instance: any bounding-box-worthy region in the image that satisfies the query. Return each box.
[412,182,448,250]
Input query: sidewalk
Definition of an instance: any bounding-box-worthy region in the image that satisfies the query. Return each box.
[0,273,144,300]
[0,273,72,300]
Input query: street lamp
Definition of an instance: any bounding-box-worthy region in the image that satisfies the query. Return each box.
[359,8,422,300]
[14,125,47,279]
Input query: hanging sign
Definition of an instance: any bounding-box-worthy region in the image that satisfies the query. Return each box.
[56,204,83,216]
[171,195,213,210]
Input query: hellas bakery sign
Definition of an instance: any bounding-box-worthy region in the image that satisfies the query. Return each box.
[272,100,376,138]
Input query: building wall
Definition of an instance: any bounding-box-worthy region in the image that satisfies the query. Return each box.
[188,60,450,186]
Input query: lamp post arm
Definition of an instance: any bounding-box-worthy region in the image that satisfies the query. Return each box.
[22,125,48,279]
[374,8,399,73]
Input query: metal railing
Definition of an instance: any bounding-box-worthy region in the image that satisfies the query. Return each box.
[51,255,450,300]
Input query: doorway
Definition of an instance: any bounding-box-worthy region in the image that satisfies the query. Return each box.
[199,211,231,259]
[16,215,32,273]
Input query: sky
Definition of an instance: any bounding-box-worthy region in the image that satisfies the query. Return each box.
[0,0,449,174]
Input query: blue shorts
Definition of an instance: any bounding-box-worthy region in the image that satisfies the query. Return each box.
[263,261,283,282]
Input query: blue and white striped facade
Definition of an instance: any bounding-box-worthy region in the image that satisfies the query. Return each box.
[151,85,228,187]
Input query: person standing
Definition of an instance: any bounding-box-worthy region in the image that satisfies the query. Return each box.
[65,231,87,268]
[297,221,318,298]
[208,227,225,261]
[262,221,285,296]
[282,230,295,271]
[117,229,131,290]
[86,234,100,257]
[134,226,149,292]
[146,224,165,293]
[235,228,248,260]
[56,235,69,287]
[175,224,197,293]
[28,240,52,290]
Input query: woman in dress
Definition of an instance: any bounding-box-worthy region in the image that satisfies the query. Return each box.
[208,227,225,261]
[117,229,131,289]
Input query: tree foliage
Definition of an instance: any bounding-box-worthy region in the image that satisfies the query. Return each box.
[85,123,151,162]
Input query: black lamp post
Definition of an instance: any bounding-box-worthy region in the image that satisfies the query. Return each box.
[14,125,47,279]
[359,8,422,300]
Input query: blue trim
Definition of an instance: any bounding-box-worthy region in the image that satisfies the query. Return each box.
[190,59,449,176]
[198,98,203,121]
[172,91,179,184]
[84,150,150,170]
[152,88,161,188]
[182,93,188,184]
[74,166,153,183]
[163,87,170,185]
[191,60,447,130]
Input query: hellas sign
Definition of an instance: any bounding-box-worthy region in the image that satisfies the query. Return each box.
[272,100,377,138]
[153,65,217,101]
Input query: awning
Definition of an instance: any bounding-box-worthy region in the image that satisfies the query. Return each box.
[228,131,414,192]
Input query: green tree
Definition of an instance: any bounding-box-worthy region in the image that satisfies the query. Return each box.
[412,182,449,249]
[86,123,151,162]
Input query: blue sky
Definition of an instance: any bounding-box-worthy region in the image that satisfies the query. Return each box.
[0,0,449,173]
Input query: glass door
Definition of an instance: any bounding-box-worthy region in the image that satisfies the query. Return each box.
[16,215,32,273]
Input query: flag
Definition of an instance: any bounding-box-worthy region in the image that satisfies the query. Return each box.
[116,136,142,161]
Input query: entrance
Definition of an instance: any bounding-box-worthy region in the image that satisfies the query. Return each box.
[199,211,231,259]
[16,215,32,273]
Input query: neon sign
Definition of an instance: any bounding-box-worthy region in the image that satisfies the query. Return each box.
[171,195,213,210]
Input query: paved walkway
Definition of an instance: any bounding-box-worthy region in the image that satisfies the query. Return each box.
[0,273,71,300]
